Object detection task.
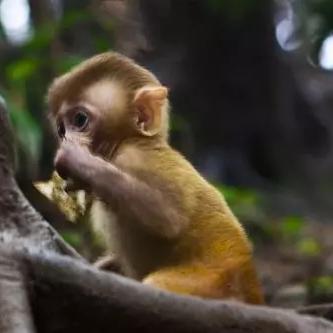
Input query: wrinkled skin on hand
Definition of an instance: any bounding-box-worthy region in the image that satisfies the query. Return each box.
[54,139,94,192]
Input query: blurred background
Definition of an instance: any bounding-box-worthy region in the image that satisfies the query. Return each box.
[1,0,333,307]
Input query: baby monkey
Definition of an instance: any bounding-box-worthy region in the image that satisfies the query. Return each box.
[48,52,264,304]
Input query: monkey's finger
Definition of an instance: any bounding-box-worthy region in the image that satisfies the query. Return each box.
[64,178,92,194]
[64,179,80,192]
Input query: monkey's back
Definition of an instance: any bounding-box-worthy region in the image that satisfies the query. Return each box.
[112,143,253,262]
[142,146,253,259]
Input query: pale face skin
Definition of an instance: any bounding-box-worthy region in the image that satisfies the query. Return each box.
[55,79,129,153]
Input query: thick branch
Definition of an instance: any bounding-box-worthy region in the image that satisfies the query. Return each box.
[21,250,333,333]
[0,252,35,333]
[298,304,333,321]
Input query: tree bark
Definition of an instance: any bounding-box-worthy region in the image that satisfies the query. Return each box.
[0,252,35,333]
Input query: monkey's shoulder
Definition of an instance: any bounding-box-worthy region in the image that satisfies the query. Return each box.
[116,145,201,186]
[114,143,229,211]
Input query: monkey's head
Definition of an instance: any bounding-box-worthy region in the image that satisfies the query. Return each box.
[47,52,169,157]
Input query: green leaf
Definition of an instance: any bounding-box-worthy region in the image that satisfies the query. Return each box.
[6,58,40,83]
[216,184,264,222]
[279,216,304,239]
[9,105,42,161]
[61,10,90,30]
[310,276,333,294]
[61,231,83,248]
[297,238,321,256]
[218,185,258,207]
[55,55,86,74]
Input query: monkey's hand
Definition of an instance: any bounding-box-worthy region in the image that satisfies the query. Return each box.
[55,139,188,239]
[54,139,97,191]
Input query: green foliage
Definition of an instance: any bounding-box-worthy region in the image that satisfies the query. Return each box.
[0,6,116,179]
[217,184,275,244]
[25,10,90,53]
[217,184,323,257]
[170,114,188,131]
[278,216,322,257]
[311,276,333,293]
[6,58,40,83]
[61,230,84,248]
[61,10,90,30]
[308,275,333,301]
[296,238,321,257]
[93,35,112,53]
[9,102,42,163]
[218,185,260,218]
[279,216,304,240]
[54,55,86,74]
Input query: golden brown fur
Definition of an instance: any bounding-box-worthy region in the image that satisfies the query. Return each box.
[48,52,264,304]
[111,139,263,303]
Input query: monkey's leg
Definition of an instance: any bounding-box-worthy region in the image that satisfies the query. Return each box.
[143,260,264,304]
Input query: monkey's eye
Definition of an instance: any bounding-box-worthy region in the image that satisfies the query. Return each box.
[57,121,65,138]
[72,110,89,131]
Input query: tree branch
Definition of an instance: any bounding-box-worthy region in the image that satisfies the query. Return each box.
[0,249,327,333]
[0,252,35,333]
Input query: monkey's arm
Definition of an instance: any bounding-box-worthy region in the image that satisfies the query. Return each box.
[55,140,189,239]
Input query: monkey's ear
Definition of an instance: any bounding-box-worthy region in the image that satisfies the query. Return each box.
[133,86,168,136]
